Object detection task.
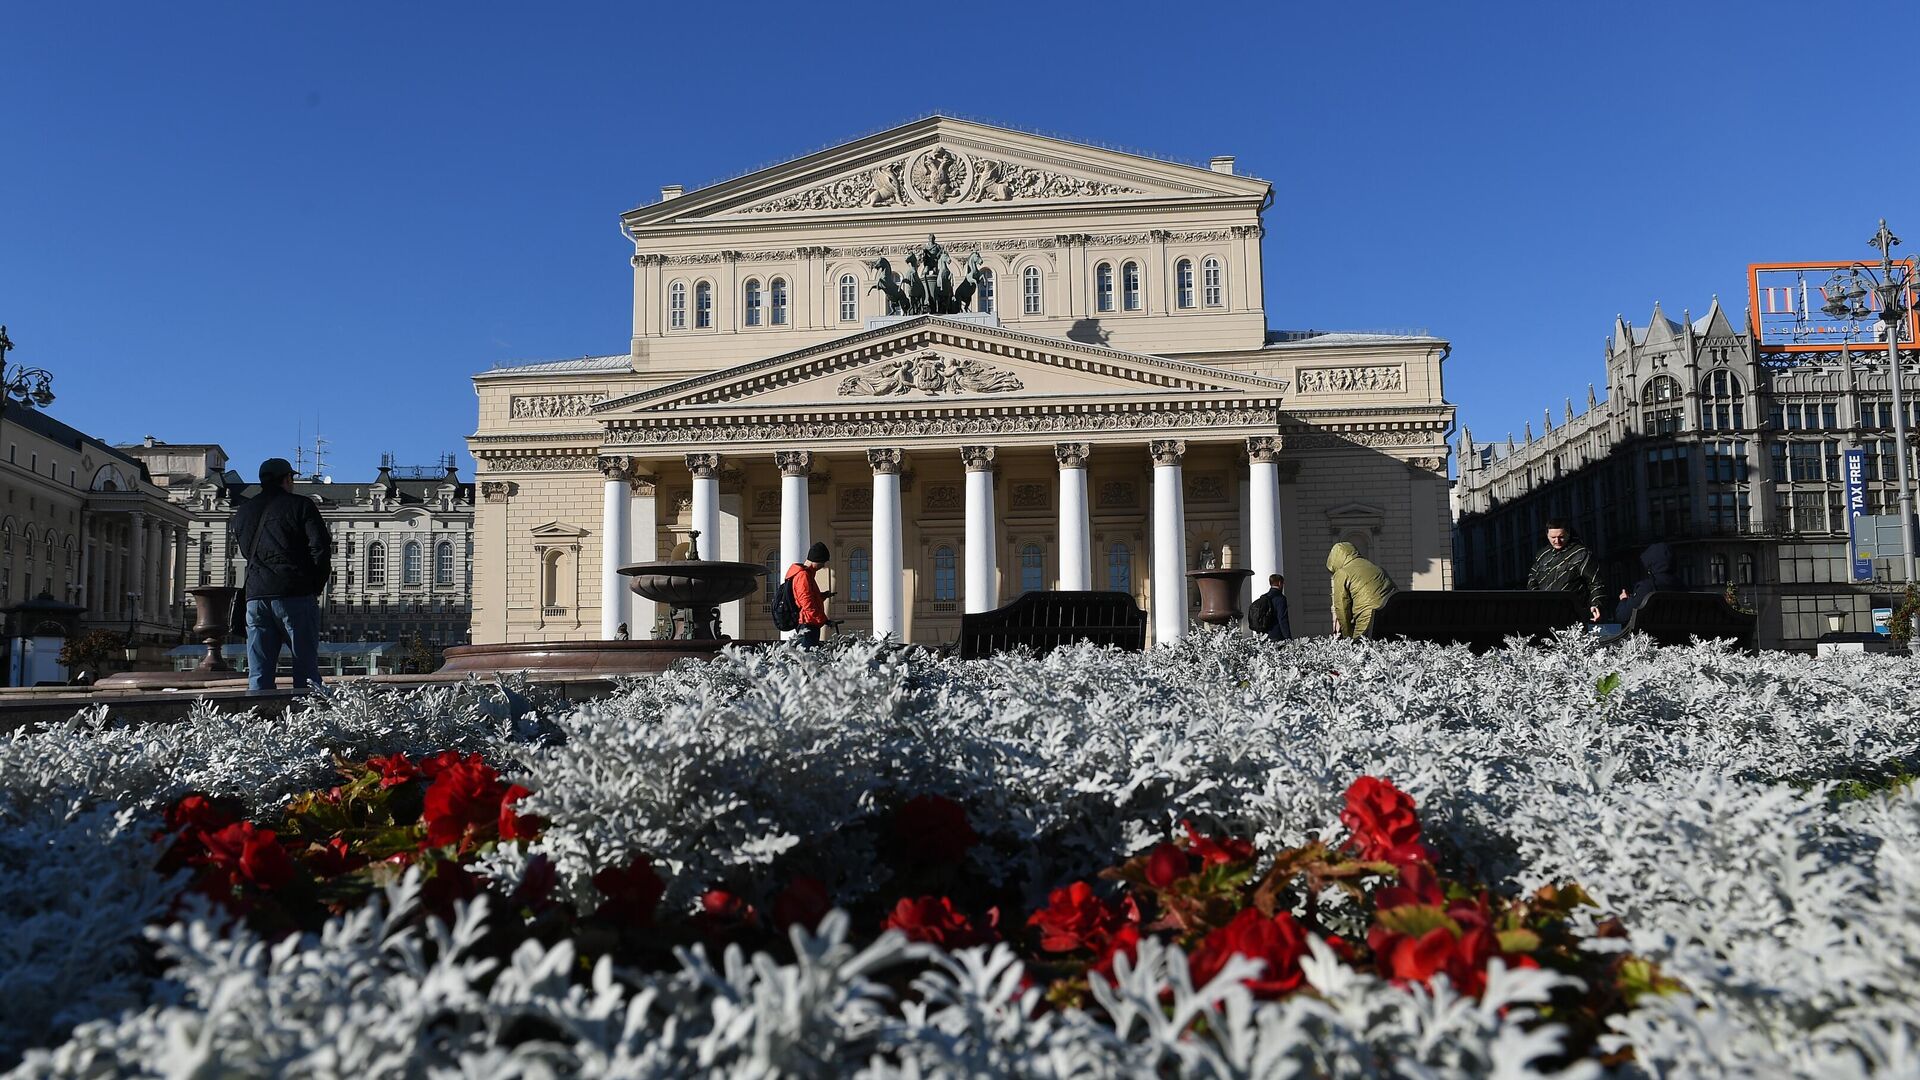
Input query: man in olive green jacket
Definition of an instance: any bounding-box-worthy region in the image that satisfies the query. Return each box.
[1327,541,1397,639]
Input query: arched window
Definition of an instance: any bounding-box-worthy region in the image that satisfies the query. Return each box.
[1022,266,1042,315]
[933,545,957,601]
[541,549,564,608]
[198,534,211,585]
[367,542,386,587]
[1020,543,1045,592]
[770,278,789,325]
[402,541,422,585]
[1708,553,1729,584]
[976,269,995,314]
[1202,257,1224,307]
[1122,261,1142,311]
[1701,369,1746,431]
[1175,259,1195,308]
[839,274,859,322]
[849,547,871,602]
[1107,542,1132,592]
[694,281,713,329]
[763,549,780,612]
[1095,262,1115,312]
[435,541,454,585]
[1641,375,1684,435]
[668,281,687,329]
[1736,553,1755,584]
[743,279,762,326]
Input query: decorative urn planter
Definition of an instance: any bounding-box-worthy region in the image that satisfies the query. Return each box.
[1186,568,1254,627]
[186,586,240,671]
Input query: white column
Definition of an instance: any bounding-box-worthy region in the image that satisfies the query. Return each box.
[598,455,632,640]
[776,451,812,640]
[686,453,721,561]
[629,475,657,638]
[1056,442,1092,590]
[869,448,904,639]
[962,445,998,613]
[1247,436,1282,589]
[1150,439,1188,644]
[128,512,148,621]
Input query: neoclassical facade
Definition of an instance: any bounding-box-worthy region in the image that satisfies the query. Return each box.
[469,118,1454,644]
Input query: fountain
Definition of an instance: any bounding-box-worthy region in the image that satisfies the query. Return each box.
[437,531,773,677]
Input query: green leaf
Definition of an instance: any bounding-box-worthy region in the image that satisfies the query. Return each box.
[1595,672,1622,700]
[1374,903,1459,938]
[1496,927,1542,953]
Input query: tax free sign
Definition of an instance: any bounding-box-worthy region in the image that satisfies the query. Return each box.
[1846,448,1874,582]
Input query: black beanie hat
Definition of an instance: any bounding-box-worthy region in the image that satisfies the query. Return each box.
[807,541,830,563]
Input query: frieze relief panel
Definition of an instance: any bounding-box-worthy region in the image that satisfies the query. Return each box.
[838,486,873,515]
[1295,366,1406,394]
[476,453,599,472]
[753,490,780,517]
[510,393,608,419]
[1185,474,1228,503]
[1097,480,1138,509]
[1009,482,1050,511]
[736,146,1142,214]
[837,352,1024,397]
[923,484,962,512]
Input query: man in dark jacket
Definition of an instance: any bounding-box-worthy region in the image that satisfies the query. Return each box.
[229,458,332,692]
[1249,573,1292,641]
[1525,519,1605,623]
[1614,542,1683,625]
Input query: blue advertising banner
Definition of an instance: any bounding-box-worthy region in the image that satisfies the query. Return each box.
[1749,261,1920,352]
[1845,448,1873,582]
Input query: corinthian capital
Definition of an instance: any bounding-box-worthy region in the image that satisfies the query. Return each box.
[1246,436,1279,464]
[960,445,996,472]
[480,480,516,503]
[684,452,721,479]
[597,455,633,480]
[1054,442,1091,469]
[1148,439,1187,467]
[866,447,905,475]
[775,450,814,478]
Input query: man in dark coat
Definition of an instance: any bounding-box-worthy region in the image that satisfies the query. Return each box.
[1525,518,1605,623]
[229,458,332,692]
[1249,573,1292,641]
[1614,542,1683,625]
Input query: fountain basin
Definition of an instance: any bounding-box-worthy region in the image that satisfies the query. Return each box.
[620,560,763,607]
[1187,568,1255,626]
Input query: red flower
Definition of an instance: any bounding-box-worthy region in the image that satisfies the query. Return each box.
[880,895,995,948]
[593,856,666,928]
[891,795,979,867]
[303,836,366,878]
[166,793,238,835]
[1188,908,1310,998]
[421,755,508,849]
[1089,923,1144,983]
[1375,860,1445,910]
[771,874,833,931]
[1182,821,1256,866]
[365,753,422,789]
[693,888,760,940]
[1028,881,1125,954]
[417,750,469,778]
[511,853,559,911]
[1366,896,1534,998]
[419,861,484,922]
[498,784,542,842]
[1340,776,1434,865]
[1144,843,1189,890]
[196,821,298,893]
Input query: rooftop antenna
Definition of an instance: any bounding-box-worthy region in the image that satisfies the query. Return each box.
[293,419,307,477]
[311,425,331,482]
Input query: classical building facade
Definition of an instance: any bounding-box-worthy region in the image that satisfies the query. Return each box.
[1453,300,1920,649]
[122,442,477,647]
[468,118,1455,645]
[0,408,191,680]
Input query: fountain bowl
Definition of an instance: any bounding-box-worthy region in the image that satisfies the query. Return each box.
[620,559,763,606]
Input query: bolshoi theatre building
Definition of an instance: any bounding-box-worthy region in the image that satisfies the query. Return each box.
[466,117,1455,645]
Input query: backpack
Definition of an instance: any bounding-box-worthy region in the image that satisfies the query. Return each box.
[770,568,801,632]
[1249,592,1276,632]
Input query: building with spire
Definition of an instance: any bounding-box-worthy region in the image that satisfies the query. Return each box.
[1453,297,1920,649]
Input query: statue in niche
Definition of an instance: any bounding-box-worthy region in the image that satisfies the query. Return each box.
[1196,541,1218,570]
[869,235,985,315]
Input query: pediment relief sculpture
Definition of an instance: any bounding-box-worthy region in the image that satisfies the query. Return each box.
[738,145,1140,214]
[837,351,1024,397]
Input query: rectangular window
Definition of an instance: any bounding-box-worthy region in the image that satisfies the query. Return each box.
[1792,491,1827,532]
[1789,442,1824,483]
[1822,403,1839,429]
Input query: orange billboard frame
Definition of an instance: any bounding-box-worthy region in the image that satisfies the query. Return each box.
[1750,260,1920,352]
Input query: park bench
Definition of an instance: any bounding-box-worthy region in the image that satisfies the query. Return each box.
[958,590,1148,660]
[1363,590,1588,652]
[1601,591,1756,650]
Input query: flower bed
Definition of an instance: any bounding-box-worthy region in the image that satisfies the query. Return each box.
[4,631,1919,1077]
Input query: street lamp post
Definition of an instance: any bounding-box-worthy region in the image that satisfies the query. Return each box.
[1821,219,1920,643]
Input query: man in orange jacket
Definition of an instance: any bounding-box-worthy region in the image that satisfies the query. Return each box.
[785,541,834,646]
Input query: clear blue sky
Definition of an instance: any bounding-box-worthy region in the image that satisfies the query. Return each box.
[4,1,1916,480]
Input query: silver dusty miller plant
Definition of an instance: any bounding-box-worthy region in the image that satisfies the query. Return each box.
[4,632,1920,1076]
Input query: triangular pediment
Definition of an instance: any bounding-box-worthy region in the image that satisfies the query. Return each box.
[624,116,1270,226]
[595,316,1287,415]
[529,520,588,540]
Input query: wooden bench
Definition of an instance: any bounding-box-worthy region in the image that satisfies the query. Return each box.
[958,590,1147,660]
[1603,591,1756,649]
[1363,590,1589,652]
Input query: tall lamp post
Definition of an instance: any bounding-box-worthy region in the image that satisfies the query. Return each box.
[1820,220,1920,640]
[0,327,57,469]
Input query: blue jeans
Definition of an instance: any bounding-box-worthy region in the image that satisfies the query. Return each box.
[246,596,324,692]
